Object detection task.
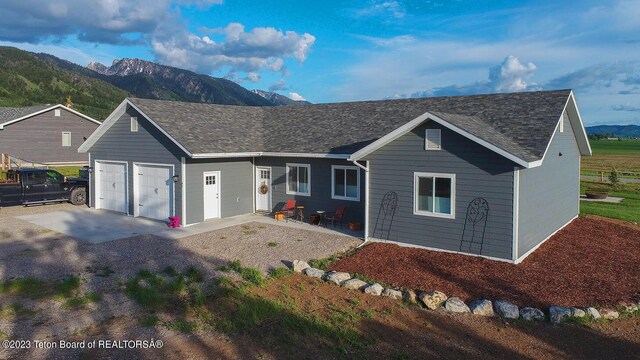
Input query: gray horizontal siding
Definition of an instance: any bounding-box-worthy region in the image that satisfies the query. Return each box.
[518,111,580,258]
[88,105,185,218]
[0,108,98,163]
[364,121,515,260]
[185,158,254,224]
[254,157,366,224]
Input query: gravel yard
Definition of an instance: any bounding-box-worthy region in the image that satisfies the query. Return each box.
[0,203,360,346]
[0,204,360,281]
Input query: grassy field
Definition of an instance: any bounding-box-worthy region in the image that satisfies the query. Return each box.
[580,181,640,223]
[582,139,640,178]
[580,140,639,222]
[588,139,640,155]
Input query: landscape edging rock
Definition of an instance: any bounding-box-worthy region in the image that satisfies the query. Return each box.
[291,259,639,325]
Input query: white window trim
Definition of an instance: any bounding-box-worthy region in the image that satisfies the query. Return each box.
[425,129,441,150]
[413,172,456,219]
[559,117,564,133]
[131,117,138,132]
[331,165,360,202]
[285,163,311,196]
[54,109,61,117]
[62,131,71,147]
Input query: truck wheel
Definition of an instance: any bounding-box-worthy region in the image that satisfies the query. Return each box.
[70,188,86,205]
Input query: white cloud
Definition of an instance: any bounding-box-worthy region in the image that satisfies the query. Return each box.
[611,104,640,112]
[0,0,178,44]
[269,79,287,91]
[289,92,306,101]
[488,56,537,92]
[152,22,315,76]
[356,34,416,47]
[246,72,261,83]
[0,1,314,79]
[389,56,539,99]
[355,1,406,19]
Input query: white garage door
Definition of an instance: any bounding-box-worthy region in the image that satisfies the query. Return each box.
[136,164,172,221]
[96,161,127,214]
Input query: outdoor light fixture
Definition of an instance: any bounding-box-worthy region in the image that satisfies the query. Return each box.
[172,174,180,183]
[559,152,563,157]
[87,166,94,174]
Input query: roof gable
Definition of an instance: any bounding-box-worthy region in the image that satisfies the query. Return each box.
[0,104,100,129]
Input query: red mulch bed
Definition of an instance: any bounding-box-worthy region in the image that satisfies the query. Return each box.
[330,216,640,308]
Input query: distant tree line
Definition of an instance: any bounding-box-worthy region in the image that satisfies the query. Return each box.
[588,133,619,140]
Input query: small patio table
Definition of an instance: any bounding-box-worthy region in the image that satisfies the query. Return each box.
[316,210,326,227]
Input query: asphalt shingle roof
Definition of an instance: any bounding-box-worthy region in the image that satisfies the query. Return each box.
[128,89,572,162]
[0,104,53,125]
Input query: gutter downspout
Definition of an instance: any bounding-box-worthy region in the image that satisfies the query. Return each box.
[252,157,256,213]
[351,159,369,247]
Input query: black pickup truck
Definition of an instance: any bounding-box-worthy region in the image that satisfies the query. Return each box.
[0,169,88,206]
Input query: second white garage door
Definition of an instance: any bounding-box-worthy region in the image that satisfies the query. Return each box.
[136,164,173,221]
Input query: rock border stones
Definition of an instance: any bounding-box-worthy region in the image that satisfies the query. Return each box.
[292,259,639,325]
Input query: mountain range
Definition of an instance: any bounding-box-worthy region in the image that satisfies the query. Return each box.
[586,125,640,138]
[0,46,306,120]
[250,89,310,105]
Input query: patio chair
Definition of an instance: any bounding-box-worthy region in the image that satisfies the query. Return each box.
[278,200,296,222]
[325,206,345,229]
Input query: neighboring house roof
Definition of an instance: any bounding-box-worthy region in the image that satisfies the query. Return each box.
[0,104,101,129]
[79,89,591,168]
[0,104,52,124]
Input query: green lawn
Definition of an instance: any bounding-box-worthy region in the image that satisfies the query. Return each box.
[50,166,83,177]
[580,181,640,222]
[589,139,640,155]
[1,166,83,179]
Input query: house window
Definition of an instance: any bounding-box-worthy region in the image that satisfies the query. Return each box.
[559,117,564,133]
[62,132,71,147]
[54,109,61,117]
[332,165,360,201]
[131,117,138,132]
[414,172,455,219]
[425,129,441,150]
[286,163,310,196]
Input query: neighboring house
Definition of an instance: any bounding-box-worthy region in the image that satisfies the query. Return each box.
[79,89,591,263]
[0,104,100,165]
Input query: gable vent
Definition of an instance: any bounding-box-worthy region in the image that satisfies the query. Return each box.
[131,117,138,132]
[425,129,441,150]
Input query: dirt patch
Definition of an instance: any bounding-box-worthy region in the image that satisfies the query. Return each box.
[3,274,640,359]
[330,217,640,307]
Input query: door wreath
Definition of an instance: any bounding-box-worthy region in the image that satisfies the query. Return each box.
[259,183,269,194]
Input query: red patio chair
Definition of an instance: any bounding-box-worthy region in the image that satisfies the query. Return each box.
[278,200,296,222]
[325,207,345,229]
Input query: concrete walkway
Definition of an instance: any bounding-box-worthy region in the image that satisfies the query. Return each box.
[579,195,624,203]
[17,208,363,243]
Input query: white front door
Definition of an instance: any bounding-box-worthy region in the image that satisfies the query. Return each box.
[96,161,127,214]
[256,167,271,211]
[203,171,220,219]
[136,164,172,221]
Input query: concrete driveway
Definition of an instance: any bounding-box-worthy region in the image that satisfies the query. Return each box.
[17,208,172,243]
[17,207,363,244]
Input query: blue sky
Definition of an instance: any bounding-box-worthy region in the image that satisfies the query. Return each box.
[1,0,639,125]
